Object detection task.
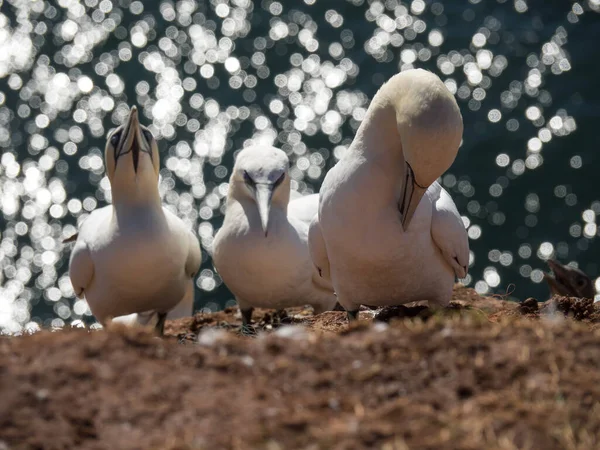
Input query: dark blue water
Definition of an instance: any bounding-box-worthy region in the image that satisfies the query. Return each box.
[0,0,599,332]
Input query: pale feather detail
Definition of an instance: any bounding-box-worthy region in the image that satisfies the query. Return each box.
[289,193,336,305]
[307,215,331,283]
[186,237,201,277]
[289,194,332,284]
[68,239,95,297]
[289,189,304,202]
[69,204,200,325]
[427,181,469,279]
[109,279,195,328]
[287,193,319,227]
[166,208,201,278]
[164,278,196,319]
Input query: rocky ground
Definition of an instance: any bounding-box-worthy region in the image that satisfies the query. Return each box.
[1,286,600,449]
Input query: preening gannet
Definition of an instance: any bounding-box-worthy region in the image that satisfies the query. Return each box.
[212,145,336,330]
[309,69,469,320]
[67,106,201,334]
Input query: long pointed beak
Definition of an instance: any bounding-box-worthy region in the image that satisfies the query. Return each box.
[398,161,427,231]
[547,259,569,280]
[126,106,141,173]
[254,183,274,237]
[116,105,142,173]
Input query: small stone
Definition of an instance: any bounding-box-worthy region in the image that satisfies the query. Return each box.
[520,297,539,314]
[274,325,308,340]
[197,328,228,346]
[36,389,50,400]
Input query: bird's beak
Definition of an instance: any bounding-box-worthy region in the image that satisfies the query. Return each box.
[544,260,571,296]
[120,106,142,173]
[254,183,274,237]
[547,259,568,279]
[398,161,427,231]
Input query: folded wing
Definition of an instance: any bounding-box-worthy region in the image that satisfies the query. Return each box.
[68,238,95,297]
[428,182,469,279]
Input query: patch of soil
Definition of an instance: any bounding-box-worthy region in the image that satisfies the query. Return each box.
[539,296,598,321]
[1,286,600,449]
[510,295,600,328]
[166,284,519,341]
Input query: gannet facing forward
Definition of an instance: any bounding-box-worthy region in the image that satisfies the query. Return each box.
[68,106,201,333]
[212,146,337,330]
[309,69,468,320]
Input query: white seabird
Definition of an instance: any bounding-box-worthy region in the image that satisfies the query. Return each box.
[309,69,469,320]
[67,106,201,333]
[212,145,337,329]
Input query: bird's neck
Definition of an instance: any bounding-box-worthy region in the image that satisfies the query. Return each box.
[343,103,412,206]
[349,103,405,163]
[110,174,162,213]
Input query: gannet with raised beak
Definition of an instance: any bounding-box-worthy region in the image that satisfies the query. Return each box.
[309,69,469,320]
[68,106,201,333]
[212,145,337,329]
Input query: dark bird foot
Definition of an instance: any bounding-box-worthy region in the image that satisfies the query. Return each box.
[154,312,167,336]
[347,310,359,321]
[241,307,254,326]
[239,307,256,336]
[62,233,78,243]
[239,324,257,336]
[332,302,345,311]
[274,309,291,324]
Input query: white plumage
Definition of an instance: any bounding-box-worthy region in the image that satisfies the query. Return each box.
[309,69,468,317]
[212,145,336,327]
[68,106,201,332]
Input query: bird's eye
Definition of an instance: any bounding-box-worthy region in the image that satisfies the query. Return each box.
[142,129,153,142]
[273,172,285,188]
[110,130,122,147]
[243,171,254,185]
[577,278,586,287]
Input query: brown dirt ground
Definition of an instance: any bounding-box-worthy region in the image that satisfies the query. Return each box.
[2,285,600,450]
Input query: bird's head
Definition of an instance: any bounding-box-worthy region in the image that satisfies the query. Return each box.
[230,145,290,237]
[544,259,595,299]
[380,69,463,230]
[104,106,160,184]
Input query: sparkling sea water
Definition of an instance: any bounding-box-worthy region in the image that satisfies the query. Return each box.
[0,0,599,332]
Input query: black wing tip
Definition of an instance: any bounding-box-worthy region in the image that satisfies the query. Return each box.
[62,233,78,243]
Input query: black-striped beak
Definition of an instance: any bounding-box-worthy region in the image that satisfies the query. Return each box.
[114,106,152,173]
[398,161,427,231]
